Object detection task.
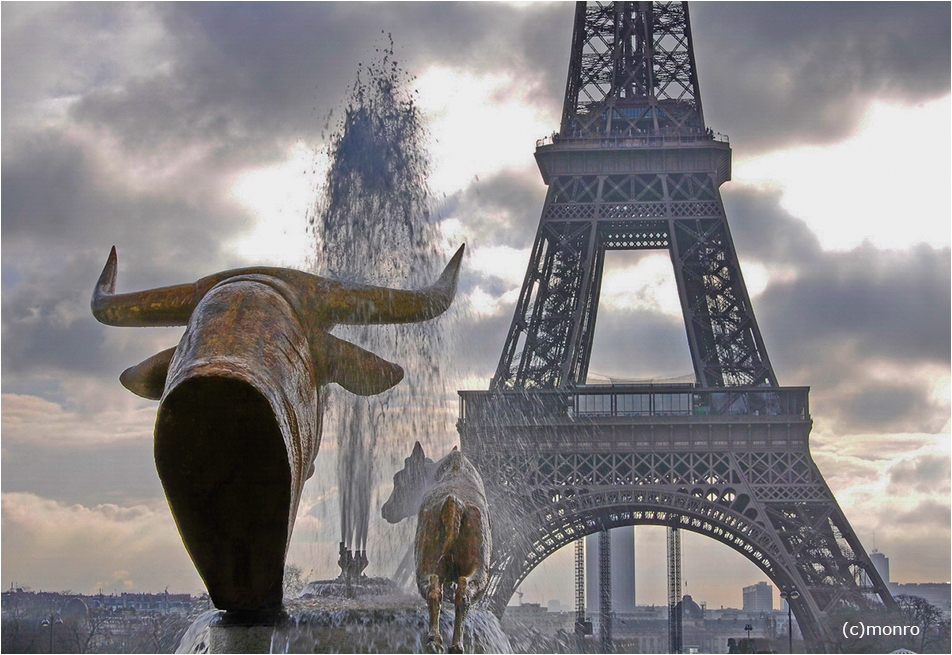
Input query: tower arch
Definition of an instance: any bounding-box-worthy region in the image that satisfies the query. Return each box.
[484,491,813,641]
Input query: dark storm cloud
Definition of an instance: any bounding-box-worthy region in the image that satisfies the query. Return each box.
[691,2,951,152]
[446,170,546,249]
[723,187,823,264]
[68,2,571,161]
[724,187,949,369]
[2,132,93,242]
[759,243,950,370]
[756,240,949,435]
[1,127,255,387]
[1,129,247,271]
[723,186,951,435]
[833,379,949,435]
[0,251,187,381]
[888,454,952,495]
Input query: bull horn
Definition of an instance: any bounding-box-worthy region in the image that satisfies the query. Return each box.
[323,244,465,325]
[91,247,200,327]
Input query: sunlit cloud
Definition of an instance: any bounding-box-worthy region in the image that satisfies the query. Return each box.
[1,492,201,594]
[467,245,531,287]
[1,393,156,447]
[415,65,557,194]
[65,122,217,206]
[599,251,682,317]
[230,143,325,266]
[812,436,952,584]
[734,97,951,252]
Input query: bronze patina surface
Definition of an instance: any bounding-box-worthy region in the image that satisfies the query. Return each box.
[92,245,463,611]
[383,443,492,654]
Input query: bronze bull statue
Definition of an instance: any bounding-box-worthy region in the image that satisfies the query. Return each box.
[382,442,491,654]
[91,245,463,612]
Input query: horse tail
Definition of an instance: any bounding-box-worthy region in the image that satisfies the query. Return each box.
[440,495,462,555]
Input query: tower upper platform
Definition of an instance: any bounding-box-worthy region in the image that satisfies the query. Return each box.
[534,132,731,186]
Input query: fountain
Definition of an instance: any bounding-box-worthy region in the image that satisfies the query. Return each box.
[93,44,511,654]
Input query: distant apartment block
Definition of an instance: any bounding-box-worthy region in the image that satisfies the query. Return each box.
[743,581,773,613]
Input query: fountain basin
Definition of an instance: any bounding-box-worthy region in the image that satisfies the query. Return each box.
[178,591,512,654]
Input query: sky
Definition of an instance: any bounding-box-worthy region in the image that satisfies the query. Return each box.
[2,2,950,612]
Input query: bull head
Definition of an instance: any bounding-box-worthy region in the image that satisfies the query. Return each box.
[91,245,463,612]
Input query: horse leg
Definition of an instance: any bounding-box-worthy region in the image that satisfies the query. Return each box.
[425,573,444,653]
[449,575,470,654]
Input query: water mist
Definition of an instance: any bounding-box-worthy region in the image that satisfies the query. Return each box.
[309,44,457,579]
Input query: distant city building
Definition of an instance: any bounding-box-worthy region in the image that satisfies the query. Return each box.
[743,581,773,613]
[889,582,952,617]
[585,527,636,612]
[867,549,950,618]
[870,550,890,584]
[1,588,206,653]
[502,591,807,654]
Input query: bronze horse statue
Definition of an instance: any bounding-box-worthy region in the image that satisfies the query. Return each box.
[382,442,491,654]
[92,245,463,612]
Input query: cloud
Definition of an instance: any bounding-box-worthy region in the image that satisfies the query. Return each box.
[1,393,156,448]
[1,4,174,131]
[455,310,514,384]
[52,2,570,164]
[834,378,949,435]
[2,439,164,510]
[888,453,952,496]
[1,492,201,594]
[415,65,556,195]
[441,169,546,250]
[0,249,193,393]
[587,308,694,381]
[724,186,824,265]
[0,128,253,277]
[718,186,951,436]
[756,242,950,434]
[692,2,951,153]
[810,439,951,583]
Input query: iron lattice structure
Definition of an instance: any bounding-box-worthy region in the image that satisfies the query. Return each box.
[493,0,774,391]
[460,1,894,651]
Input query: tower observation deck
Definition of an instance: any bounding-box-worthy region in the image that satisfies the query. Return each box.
[458,2,895,651]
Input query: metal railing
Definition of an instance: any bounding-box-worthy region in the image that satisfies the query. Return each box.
[535,131,729,149]
[459,384,809,426]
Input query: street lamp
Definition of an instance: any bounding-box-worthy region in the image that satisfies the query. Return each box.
[779,587,800,653]
[744,623,753,653]
[40,613,63,653]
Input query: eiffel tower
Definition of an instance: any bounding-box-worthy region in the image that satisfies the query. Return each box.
[458,2,895,650]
